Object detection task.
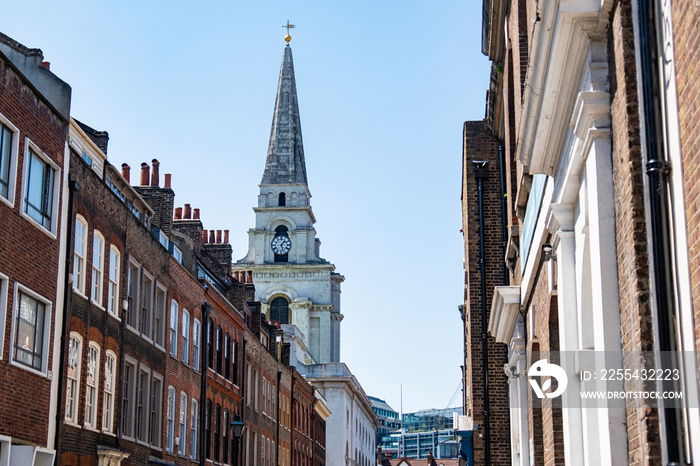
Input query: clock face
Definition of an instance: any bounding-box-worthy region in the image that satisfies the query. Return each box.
[271,235,292,255]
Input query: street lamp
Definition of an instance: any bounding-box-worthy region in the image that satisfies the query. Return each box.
[231,415,244,466]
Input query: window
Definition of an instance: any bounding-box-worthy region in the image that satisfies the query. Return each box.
[65,333,82,423]
[270,297,290,324]
[261,435,266,465]
[262,377,267,415]
[22,141,59,233]
[223,410,229,464]
[91,232,105,306]
[153,285,166,347]
[0,274,7,361]
[205,400,212,459]
[278,192,286,206]
[12,286,50,372]
[149,374,163,447]
[254,368,259,411]
[126,261,140,329]
[193,318,201,371]
[159,229,169,249]
[170,300,178,357]
[107,246,120,316]
[73,216,88,295]
[216,326,222,374]
[172,245,183,264]
[84,343,100,428]
[246,362,252,405]
[103,351,116,433]
[232,339,238,385]
[182,310,190,365]
[140,272,153,339]
[214,404,221,461]
[207,318,214,370]
[179,392,187,455]
[167,386,176,452]
[0,116,19,204]
[224,333,230,380]
[135,368,150,442]
[190,399,199,460]
[122,359,136,438]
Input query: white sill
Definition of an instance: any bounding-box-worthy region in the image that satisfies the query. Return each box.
[101,429,116,437]
[64,419,81,428]
[107,311,121,322]
[0,192,15,210]
[72,289,88,300]
[20,210,57,240]
[83,424,99,433]
[90,301,105,311]
[9,358,48,378]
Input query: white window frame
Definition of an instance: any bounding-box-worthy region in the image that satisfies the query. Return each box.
[20,137,60,237]
[182,310,190,365]
[140,270,154,342]
[84,342,100,429]
[193,318,201,371]
[169,300,179,358]
[135,366,151,444]
[167,385,176,452]
[10,282,52,375]
[0,272,8,361]
[73,215,88,297]
[121,356,137,439]
[153,283,167,349]
[190,398,199,460]
[107,246,120,317]
[126,259,141,331]
[0,112,19,208]
[91,231,105,308]
[103,350,116,434]
[149,372,163,447]
[179,391,187,455]
[65,332,82,424]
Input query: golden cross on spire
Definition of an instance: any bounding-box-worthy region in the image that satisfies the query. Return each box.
[283,20,295,45]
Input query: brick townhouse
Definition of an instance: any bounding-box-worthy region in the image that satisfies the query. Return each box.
[0,32,71,465]
[462,0,700,465]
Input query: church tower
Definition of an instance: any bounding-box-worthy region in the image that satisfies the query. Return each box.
[233,41,344,366]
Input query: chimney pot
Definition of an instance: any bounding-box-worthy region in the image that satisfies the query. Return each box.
[41,61,50,70]
[174,207,182,220]
[184,204,192,219]
[151,159,160,186]
[216,230,222,243]
[202,229,208,244]
[224,230,229,243]
[121,163,131,183]
[140,163,150,186]
[209,230,216,244]
[193,208,200,220]
[164,173,172,188]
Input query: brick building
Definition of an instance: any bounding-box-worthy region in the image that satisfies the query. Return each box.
[462,0,700,465]
[0,33,71,465]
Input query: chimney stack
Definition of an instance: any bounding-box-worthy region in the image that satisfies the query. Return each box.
[151,159,160,187]
[184,204,191,219]
[164,173,171,188]
[193,208,200,220]
[121,163,131,183]
[174,207,182,220]
[140,163,150,186]
[41,61,50,70]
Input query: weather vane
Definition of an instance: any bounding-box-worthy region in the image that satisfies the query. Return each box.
[283,20,295,45]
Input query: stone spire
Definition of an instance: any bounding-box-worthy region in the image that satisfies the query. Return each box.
[261,46,308,185]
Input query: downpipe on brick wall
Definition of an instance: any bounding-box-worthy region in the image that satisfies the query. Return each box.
[637,0,685,463]
[200,297,211,466]
[473,160,490,466]
[498,146,509,286]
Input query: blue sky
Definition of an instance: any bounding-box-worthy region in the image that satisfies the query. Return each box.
[1,1,490,414]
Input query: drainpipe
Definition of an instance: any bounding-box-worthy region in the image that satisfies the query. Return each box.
[636,1,683,464]
[498,145,509,286]
[53,178,78,463]
[276,368,282,466]
[200,299,210,466]
[240,337,247,465]
[473,160,490,466]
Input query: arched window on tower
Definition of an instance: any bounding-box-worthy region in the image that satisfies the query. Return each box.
[272,225,290,263]
[278,192,286,206]
[270,297,290,324]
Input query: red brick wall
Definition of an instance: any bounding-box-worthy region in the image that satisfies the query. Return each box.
[0,52,67,448]
[462,120,511,465]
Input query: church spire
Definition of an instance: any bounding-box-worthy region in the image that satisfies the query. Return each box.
[261,45,308,185]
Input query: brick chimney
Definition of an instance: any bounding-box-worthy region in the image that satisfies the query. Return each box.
[140,163,150,186]
[121,163,130,183]
[202,225,233,281]
[172,205,204,256]
[134,161,175,236]
[151,159,160,187]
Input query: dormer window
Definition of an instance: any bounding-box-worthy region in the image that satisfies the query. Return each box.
[278,192,286,206]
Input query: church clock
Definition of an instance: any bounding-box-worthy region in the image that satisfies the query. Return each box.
[271,234,292,255]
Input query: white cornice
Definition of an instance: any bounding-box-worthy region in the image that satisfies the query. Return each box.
[488,286,521,344]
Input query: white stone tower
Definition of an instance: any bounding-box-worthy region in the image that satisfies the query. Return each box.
[233,43,344,366]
